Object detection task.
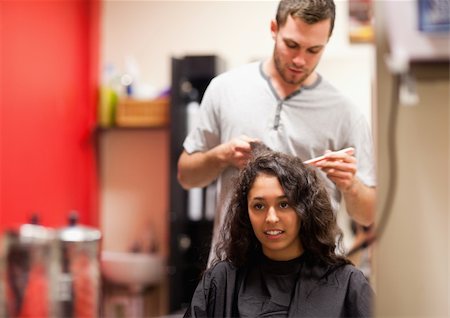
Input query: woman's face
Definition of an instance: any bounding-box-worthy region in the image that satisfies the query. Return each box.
[247,173,303,261]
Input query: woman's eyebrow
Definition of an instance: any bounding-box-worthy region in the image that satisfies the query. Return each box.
[249,195,288,200]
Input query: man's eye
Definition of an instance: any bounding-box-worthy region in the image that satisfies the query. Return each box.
[286,42,297,49]
[307,48,321,54]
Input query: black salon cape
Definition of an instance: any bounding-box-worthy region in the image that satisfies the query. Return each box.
[183,253,373,318]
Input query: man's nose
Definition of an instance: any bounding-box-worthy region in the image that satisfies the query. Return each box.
[292,51,306,66]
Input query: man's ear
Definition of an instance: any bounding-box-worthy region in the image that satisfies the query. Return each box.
[270,19,278,39]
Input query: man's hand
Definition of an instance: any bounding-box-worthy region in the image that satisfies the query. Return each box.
[218,135,259,170]
[313,149,358,194]
[177,135,258,189]
[311,149,375,226]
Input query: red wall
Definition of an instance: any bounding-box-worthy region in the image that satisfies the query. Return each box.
[0,0,100,230]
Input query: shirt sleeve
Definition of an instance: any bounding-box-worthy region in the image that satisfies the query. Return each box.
[349,114,377,188]
[183,262,238,317]
[183,271,211,318]
[345,269,375,317]
[183,77,222,154]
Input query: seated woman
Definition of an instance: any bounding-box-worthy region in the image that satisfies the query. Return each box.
[184,146,374,318]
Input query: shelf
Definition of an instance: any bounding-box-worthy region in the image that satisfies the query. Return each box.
[96,125,168,132]
[115,98,170,128]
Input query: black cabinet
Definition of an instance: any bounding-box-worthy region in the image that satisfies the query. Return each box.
[168,55,223,312]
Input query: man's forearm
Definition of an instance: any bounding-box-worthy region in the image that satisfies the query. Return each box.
[177,147,228,189]
[343,180,376,226]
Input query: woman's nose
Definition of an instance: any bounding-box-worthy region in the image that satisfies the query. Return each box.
[265,207,279,223]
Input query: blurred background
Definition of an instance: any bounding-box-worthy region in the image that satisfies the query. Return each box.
[1,0,448,317]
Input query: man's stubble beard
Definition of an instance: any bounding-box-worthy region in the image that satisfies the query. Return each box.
[273,46,313,87]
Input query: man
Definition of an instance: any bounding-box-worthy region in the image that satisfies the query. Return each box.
[177,0,376,262]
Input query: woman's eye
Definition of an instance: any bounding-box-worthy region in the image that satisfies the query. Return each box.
[253,203,264,210]
[280,201,289,209]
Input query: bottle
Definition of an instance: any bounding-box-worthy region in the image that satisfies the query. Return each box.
[98,63,119,127]
[186,88,204,221]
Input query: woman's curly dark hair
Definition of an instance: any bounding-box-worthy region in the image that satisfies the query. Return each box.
[213,143,349,267]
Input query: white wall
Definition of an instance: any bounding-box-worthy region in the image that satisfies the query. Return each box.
[101,1,277,91]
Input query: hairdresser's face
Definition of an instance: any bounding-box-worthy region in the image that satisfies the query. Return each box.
[271,15,330,87]
[247,173,303,261]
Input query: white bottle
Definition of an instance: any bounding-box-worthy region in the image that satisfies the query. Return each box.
[187,99,203,221]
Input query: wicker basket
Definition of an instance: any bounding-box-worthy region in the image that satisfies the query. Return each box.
[115,97,169,127]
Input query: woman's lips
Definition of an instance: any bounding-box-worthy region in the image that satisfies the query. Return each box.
[264,229,284,239]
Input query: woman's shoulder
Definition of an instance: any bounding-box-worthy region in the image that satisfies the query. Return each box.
[200,261,242,292]
[303,254,369,283]
[335,263,368,276]
[328,262,371,287]
[205,261,239,280]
